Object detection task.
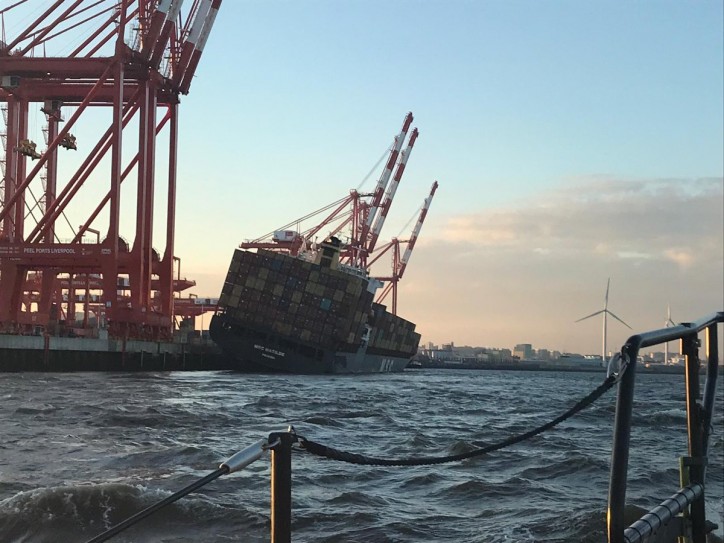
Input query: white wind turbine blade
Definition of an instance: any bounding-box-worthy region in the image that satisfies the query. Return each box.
[575,278,630,365]
[607,310,632,329]
[575,309,605,322]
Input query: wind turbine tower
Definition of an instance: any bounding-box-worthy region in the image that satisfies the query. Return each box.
[575,278,632,364]
[664,305,676,364]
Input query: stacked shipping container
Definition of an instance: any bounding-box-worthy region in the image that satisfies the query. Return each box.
[367,302,420,358]
[216,248,421,365]
[217,249,373,351]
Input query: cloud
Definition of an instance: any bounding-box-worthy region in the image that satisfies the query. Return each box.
[397,177,723,353]
[436,177,722,268]
[662,249,694,269]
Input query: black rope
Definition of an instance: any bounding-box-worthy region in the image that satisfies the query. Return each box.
[299,375,617,466]
[84,466,229,543]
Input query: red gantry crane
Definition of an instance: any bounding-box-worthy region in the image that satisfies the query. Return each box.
[0,0,221,340]
[352,111,413,267]
[368,180,438,314]
[239,113,438,315]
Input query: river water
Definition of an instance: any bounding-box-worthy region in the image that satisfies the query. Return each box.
[0,369,722,542]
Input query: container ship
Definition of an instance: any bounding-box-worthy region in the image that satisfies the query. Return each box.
[210,238,420,373]
[210,112,437,373]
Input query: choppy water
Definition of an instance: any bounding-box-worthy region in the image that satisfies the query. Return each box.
[0,369,722,542]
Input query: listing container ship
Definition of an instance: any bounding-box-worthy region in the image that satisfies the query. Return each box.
[209,238,420,373]
[209,112,437,373]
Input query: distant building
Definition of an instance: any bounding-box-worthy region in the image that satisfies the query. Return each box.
[419,343,455,360]
[536,348,551,360]
[645,351,665,363]
[513,343,533,359]
[417,342,600,366]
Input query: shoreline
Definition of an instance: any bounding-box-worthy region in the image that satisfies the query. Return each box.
[0,334,704,375]
[408,361,695,375]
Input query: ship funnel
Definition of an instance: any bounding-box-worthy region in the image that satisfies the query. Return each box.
[316,236,342,269]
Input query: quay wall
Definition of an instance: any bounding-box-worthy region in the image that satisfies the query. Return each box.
[0,335,233,372]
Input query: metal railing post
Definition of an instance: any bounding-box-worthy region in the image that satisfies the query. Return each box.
[607,342,640,543]
[701,323,720,458]
[269,430,294,543]
[681,332,707,543]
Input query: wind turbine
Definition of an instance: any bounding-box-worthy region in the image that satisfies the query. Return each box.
[664,305,676,364]
[575,278,632,364]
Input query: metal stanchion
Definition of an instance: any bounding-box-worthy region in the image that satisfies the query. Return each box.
[269,428,295,543]
[608,346,639,543]
[681,333,707,543]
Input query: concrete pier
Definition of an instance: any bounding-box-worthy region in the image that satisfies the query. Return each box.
[0,335,233,372]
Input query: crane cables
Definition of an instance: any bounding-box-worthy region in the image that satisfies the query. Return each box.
[356,144,392,191]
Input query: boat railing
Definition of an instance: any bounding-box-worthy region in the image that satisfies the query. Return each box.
[607,311,723,543]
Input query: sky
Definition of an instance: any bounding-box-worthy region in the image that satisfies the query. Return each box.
[3,1,723,356]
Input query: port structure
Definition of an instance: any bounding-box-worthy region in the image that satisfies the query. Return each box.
[368,180,438,314]
[0,0,221,340]
[239,112,438,315]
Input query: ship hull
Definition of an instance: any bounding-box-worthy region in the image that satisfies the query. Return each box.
[210,314,410,374]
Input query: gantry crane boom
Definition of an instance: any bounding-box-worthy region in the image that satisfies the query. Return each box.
[144,0,187,68]
[150,0,186,68]
[356,112,413,264]
[172,0,222,93]
[398,180,437,280]
[171,0,211,85]
[179,0,221,93]
[240,193,360,256]
[236,113,436,318]
[141,0,174,61]
[365,127,418,257]
[372,180,438,314]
